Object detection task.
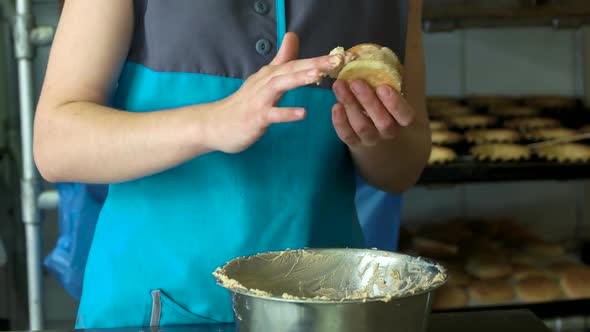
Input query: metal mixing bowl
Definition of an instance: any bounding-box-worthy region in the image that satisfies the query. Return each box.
[214,248,447,332]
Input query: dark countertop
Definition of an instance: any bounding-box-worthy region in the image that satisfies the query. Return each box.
[8,310,551,332]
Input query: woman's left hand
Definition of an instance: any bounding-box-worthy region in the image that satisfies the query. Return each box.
[332,79,416,147]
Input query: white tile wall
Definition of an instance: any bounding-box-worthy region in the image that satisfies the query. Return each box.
[424,28,583,97]
[423,31,465,97]
[464,28,578,96]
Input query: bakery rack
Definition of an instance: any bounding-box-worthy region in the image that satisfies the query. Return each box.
[420,160,590,184]
[434,299,590,319]
[400,217,590,325]
[416,95,590,328]
[423,0,590,32]
[419,98,590,184]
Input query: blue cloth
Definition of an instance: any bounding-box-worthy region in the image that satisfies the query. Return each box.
[355,178,402,251]
[75,0,403,327]
[76,64,366,328]
[44,183,107,300]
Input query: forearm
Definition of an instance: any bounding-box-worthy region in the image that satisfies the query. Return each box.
[349,0,430,193]
[350,118,430,193]
[33,101,215,184]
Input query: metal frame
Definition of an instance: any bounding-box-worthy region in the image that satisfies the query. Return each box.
[14,0,43,330]
[583,26,590,106]
[423,0,590,32]
[11,0,55,329]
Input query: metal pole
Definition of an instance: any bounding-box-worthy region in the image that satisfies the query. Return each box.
[582,26,590,107]
[14,0,44,329]
[574,182,586,242]
[38,190,59,210]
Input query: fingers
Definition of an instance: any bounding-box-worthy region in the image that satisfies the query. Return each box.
[265,68,324,97]
[332,103,360,146]
[270,32,299,66]
[333,80,379,146]
[272,54,343,77]
[263,107,306,125]
[350,80,397,139]
[376,86,414,127]
[264,31,343,85]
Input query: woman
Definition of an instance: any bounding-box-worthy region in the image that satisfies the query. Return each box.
[35,0,430,328]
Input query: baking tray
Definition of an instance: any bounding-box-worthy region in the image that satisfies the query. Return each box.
[433,298,590,320]
[428,254,590,319]
[419,158,590,184]
[421,98,590,184]
[405,217,590,319]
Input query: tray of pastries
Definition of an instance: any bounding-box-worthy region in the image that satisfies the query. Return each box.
[399,218,590,313]
[423,95,590,182]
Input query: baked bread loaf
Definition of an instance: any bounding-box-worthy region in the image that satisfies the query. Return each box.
[559,266,590,299]
[523,128,577,141]
[428,146,457,165]
[328,44,402,93]
[509,253,538,266]
[524,241,566,258]
[431,130,463,145]
[466,255,512,279]
[545,260,584,276]
[469,278,515,304]
[430,120,448,131]
[516,276,562,303]
[433,285,469,310]
[465,129,521,144]
[411,236,459,259]
[448,115,497,129]
[470,144,531,162]
[446,268,472,287]
[535,143,590,163]
[511,264,552,280]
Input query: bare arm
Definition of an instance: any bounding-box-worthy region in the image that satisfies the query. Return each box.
[34,0,213,184]
[332,0,430,194]
[34,0,340,184]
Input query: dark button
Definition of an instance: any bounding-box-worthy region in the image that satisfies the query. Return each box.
[255,39,272,55]
[253,1,270,15]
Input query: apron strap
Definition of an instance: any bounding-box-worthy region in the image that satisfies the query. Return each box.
[275,0,287,48]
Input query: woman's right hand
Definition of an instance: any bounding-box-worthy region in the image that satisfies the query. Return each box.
[205,32,343,153]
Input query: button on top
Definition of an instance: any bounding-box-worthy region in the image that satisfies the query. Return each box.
[256,39,272,55]
[253,1,270,15]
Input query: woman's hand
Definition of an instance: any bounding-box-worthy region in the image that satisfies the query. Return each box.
[206,32,342,153]
[331,80,416,148]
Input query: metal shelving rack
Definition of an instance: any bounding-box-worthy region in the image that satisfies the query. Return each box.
[5,0,55,330]
[418,3,590,325]
[3,0,590,330]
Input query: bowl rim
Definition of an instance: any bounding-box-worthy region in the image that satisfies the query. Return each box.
[213,248,449,304]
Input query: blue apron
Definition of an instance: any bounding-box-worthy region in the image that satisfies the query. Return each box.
[76,0,406,328]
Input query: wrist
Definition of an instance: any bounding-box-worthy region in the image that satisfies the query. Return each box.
[188,101,220,154]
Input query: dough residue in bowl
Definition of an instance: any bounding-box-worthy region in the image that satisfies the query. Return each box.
[213,249,447,302]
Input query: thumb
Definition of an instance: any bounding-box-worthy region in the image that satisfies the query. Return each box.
[270,32,299,65]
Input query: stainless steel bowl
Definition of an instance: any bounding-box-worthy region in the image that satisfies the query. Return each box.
[214,248,447,332]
